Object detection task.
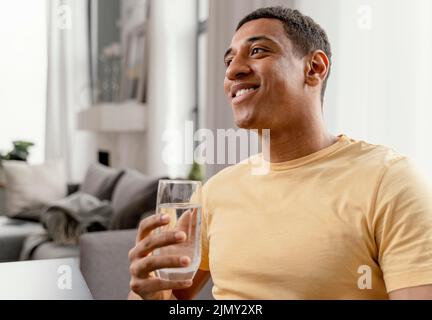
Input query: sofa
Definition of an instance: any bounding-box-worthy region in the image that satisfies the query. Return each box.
[79,229,214,300]
[0,220,213,299]
[0,162,213,299]
[0,163,163,262]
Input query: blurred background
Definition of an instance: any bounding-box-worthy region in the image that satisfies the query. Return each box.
[0,0,431,183]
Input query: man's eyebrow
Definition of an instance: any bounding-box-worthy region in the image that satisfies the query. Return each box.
[246,35,275,44]
[224,35,277,60]
[224,48,233,60]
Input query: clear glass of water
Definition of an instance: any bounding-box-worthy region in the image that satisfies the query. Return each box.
[153,179,202,281]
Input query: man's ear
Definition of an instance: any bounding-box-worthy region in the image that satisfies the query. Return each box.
[304,50,330,87]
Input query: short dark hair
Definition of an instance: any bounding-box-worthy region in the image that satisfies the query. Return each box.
[237,7,332,103]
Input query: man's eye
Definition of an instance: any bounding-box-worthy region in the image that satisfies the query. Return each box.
[251,48,265,55]
[225,59,232,67]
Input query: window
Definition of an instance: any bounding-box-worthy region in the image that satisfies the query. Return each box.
[0,1,47,163]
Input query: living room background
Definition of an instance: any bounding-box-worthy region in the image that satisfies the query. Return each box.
[0,0,432,302]
[1,0,431,182]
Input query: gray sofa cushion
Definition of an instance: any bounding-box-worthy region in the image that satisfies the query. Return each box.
[79,229,136,300]
[79,229,214,300]
[0,217,44,262]
[30,241,79,260]
[19,231,80,261]
[110,171,162,230]
[11,208,44,222]
[80,163,124,201]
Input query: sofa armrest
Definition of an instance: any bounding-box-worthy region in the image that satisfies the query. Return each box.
[79,229,136,300]
[79,229,214,300]
[0,217,45,262]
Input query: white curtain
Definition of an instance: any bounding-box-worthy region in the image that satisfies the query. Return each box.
[296,0,432,179]
[145,0,197,178]
[45,0,96,182]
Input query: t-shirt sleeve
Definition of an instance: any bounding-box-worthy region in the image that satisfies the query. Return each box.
[373,157,432,293]
[199,183,210,271]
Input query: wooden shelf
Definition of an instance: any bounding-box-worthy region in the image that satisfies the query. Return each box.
[76,102,147,133]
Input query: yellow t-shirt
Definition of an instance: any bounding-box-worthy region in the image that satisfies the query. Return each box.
[199,134,432,299]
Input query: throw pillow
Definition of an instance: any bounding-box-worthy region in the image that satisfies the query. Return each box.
[110,170,164,230]
[3,160,67,218]
[80,163,124,201]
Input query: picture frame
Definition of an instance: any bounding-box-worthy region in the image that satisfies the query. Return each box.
[121,22,149,103]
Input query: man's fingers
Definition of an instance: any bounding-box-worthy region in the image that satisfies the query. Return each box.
[130,255,191,277]
[129,230,187,260]
[176,208,200,237]
[130,277,193,297]
[190,208,199,232]
[136,214,170,244]
[176,209,191,231]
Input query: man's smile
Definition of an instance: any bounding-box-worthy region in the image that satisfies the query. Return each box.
[230,83,260,105]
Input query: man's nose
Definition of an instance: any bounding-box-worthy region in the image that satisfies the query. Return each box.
[225,55,251,80]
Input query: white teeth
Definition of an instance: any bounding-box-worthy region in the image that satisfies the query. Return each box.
[235,87,257,98]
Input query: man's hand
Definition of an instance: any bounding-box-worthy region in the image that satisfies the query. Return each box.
[128,214,193,300]
[389,284,432,300]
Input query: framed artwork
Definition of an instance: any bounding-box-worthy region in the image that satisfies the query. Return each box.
[121,22,149,103]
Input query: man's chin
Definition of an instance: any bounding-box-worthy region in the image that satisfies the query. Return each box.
[234,117,258,130]
[232,103,262,129]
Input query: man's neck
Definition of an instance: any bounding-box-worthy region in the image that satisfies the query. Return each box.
[261,122,337,163]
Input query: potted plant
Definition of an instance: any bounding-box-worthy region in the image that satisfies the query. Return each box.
[0,140,34,185]
[187,161,204,182]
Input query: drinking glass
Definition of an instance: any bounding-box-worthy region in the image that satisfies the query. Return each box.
[153,180,202,281]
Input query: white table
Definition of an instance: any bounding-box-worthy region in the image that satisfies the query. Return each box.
[0,258,93,300]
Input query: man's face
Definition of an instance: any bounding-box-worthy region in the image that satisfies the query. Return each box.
[223,18,306,130]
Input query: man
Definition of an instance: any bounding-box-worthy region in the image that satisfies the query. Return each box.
[128,7,432,299]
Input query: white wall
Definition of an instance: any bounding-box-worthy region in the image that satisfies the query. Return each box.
[296,0,432,179]
[0,0,47,164]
